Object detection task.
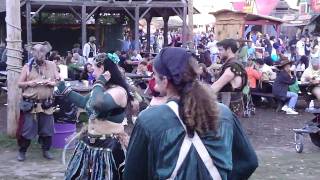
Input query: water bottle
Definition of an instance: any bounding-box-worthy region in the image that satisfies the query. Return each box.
[309,100,315,110]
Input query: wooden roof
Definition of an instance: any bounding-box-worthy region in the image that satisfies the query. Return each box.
[211,9,284,24]
[1,0,199,18]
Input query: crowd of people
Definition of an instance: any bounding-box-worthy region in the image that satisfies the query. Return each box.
[5,25,320,179]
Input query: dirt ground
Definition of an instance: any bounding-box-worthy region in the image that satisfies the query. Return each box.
[0,95,320,179]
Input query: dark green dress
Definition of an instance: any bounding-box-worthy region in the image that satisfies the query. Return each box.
[63,82,126,180]
[124,103,258,180]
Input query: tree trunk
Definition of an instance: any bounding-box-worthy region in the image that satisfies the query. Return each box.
[6,0,22,137]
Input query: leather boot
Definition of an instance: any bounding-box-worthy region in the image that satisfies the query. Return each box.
[43,150,54,160]
[17,151,26,161]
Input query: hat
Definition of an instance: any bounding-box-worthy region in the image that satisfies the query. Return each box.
[89,36,96,41]
[275,56,293,68]
[154,47,192,85]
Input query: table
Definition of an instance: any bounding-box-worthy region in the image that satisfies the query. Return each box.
[66,80,92,93]
[125,73,151,79]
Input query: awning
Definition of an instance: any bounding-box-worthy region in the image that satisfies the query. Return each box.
[282,14,316,27]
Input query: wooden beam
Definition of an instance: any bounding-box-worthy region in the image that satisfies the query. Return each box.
[29,1,186,8]
[68,6,81,20]
[26,0,32,45]
[134,6,139,50]
[163,15,169,47]
[146,16,152,53]
[86,6,101,21]
[123,7,134,20]
[188,0,194,49]
[31,4,46,19]
[182,5,187,47]
[172,7,183,19]
[81,5,87,48]
[139,7,151,19]
[6,0,23,137]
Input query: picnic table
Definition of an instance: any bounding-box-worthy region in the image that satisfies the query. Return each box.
[125,73,151,79]
[65,80,92,93]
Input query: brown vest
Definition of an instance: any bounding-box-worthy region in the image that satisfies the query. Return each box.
[22,60,56,100]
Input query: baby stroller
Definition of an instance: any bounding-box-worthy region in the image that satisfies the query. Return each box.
[242,85,256,118]
[293,108,320,153]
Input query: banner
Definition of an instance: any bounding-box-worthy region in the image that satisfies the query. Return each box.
[311,0,320,13]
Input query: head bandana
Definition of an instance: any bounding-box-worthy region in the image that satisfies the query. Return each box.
[154,47,192,85]
[107,53,120,64]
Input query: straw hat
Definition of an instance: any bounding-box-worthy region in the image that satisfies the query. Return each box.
[275,55,293,68]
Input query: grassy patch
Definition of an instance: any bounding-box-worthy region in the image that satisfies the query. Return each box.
[0,133,16,148]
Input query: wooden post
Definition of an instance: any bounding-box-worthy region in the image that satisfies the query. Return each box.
[134,6,140,51]
[6,0,22,137]
[188,0,194,49]
[26,0,32,45]
[182,6,187,47]
[94,12,100,50]
[81,5,87,48]
[146,15,152,53]
[163,15,169,47]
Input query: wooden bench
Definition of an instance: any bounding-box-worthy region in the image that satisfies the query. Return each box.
[250,92,275,98]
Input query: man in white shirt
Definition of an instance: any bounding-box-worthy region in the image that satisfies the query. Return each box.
[131,50,143,62]
[301,58,320,100]
[206,34,218,63]
[256,58,276,81]
[296,36,305,61]
[83,36,97,64]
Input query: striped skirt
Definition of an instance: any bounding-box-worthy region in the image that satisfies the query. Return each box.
[65,135,125,180]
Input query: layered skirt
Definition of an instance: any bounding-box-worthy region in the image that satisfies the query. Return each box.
[65,135,125,180]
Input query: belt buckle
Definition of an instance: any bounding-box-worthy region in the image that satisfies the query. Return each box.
[89,137,96,144]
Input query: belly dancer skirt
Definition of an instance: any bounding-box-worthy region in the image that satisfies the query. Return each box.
[65,135,125,180]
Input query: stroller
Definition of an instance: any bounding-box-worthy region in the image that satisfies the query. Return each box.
[242,85,256,118]
[293,108,320,153]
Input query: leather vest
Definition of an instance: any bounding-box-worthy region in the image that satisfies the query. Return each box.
[22,60,56,100]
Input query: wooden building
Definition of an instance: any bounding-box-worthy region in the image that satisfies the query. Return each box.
[211,9,283,41]
[19,0,191,52]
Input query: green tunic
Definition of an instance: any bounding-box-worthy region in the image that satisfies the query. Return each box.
[124,103,258,180]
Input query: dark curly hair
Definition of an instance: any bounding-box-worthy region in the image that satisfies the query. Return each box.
[94,53,133,101]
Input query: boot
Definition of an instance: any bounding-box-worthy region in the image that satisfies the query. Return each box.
[17,136,30,162]
[17,151,26,161]
[43,150,54,160]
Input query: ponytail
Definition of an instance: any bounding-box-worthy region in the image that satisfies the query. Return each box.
[175,59,219,137]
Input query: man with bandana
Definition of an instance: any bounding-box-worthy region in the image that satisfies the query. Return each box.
[17,42,60,161]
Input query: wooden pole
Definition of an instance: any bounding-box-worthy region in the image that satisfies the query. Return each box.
[188,0,194,49]
[6,0,22,137]
[26,0,32,45]
[182,6,187,47]
[146,16,152,53]
[81,5,87,48]
[134,6,140,51]
[163,15,169,47]
[94,12,100,50]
